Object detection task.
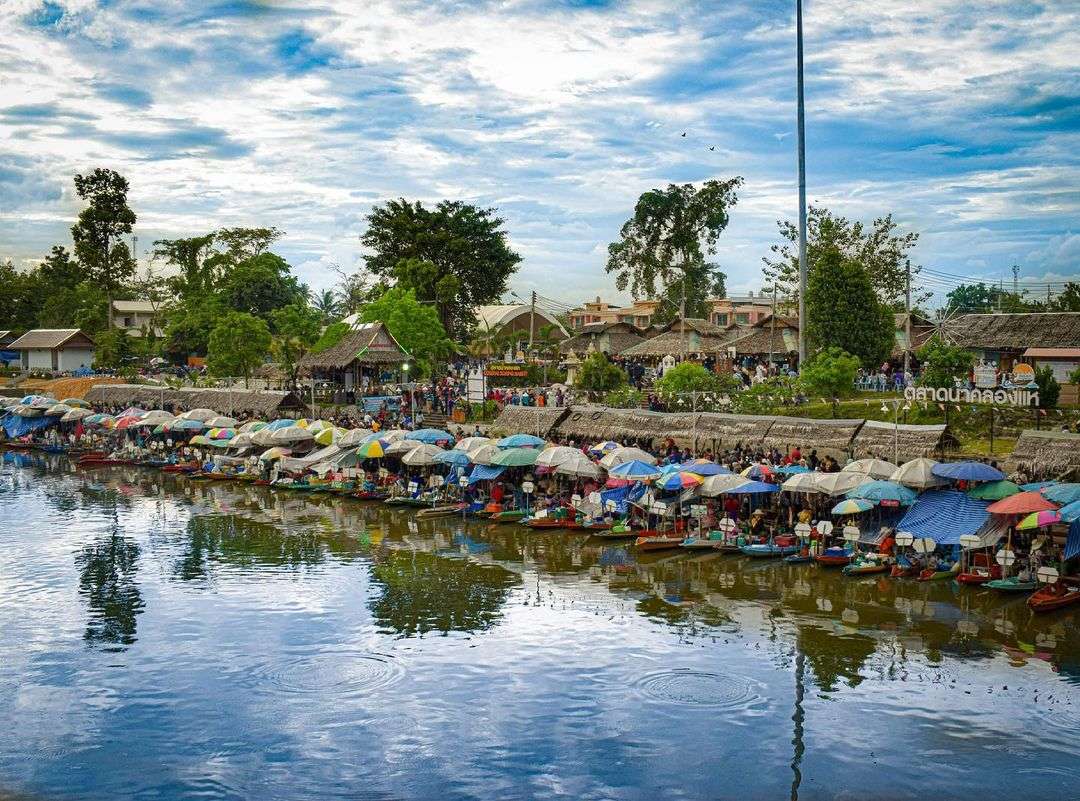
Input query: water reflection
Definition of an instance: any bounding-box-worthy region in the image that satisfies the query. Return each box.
[75,526,143,649]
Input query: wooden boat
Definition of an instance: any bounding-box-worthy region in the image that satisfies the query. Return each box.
[740,541,799,558]
[843,558,890,576]
[577,520,613,532]
[524,515,577,529]
[985,576,1038,594]
[713,542,744,554]
[917,562,960,582]
[353,489,389,501]
[489,509,528,523]
[681,536,720,550]
[162,462,199,473]
[634,531,685,552]
[415,504,465,519]
[813,547,853,567]
[1027,583,1080,613]
[957,566,1002,585]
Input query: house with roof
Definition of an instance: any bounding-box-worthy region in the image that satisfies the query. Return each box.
[111,300,163,337]
[620,318,739,361]
[473,304,568,351]
[727,315,801,360]
[9,329,96,372]
[297,321,409,395]
[567,297,661,330]
[558,321,646,357]
[942,312,1080,371]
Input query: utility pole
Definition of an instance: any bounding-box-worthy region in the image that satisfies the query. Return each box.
[796,0,808,371]
[528,290,536,352]
[903,263,912,380]
[1012,264,1020,299]
[768,283,778,368]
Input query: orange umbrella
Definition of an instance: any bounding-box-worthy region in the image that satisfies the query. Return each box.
[986,491,1058,515]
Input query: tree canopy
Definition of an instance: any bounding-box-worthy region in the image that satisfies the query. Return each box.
[916,335,975,389]
[799,347,860,407]
[70,168,137,318]
[270,303,323,386]
[206,312,271,384]
[654,362,735,397]
[360,286,452,376]
[574,353,627,393]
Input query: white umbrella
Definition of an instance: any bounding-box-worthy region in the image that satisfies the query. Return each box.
[600,446,657,469]
[61,407,94,422]
[251,428,278,447]
[229,432,254,449]
[136,410,175,426]
[701,474,755,497]
[46,403,72,416]
[271,425,314,444]
[781,472,821,493]
[379,429,409,443]
[814,472,872,497]
[535,445,584,469]
[454,436,493,452]
[842,458,900,479]
[180,408,217,422]
[554,452,602,479]
[338,428,375,447]
[238,420,267,433]
[401,443,445,466]
[890,458,949,490]
[385,438,421,456]
[467,444,499,465]
[206,415,239,428]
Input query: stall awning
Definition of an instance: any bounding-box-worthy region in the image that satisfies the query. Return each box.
[897,490,990,545]
[469,464,505,484]
[1066,520,1080,561]
[2,414,56,438]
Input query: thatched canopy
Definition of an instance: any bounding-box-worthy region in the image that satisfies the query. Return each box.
[1008,429,1080,480]
[728,324,799,355]
[943,312,1080,351]
[298,322,408,372]
[488,405,569,438]
[760,416,863,457]
[850,420,954,462]
[84,384,303,416]
[553,405,698,447]
[620,318,742,359]
[558,322,645,356]
[695,413,776,448]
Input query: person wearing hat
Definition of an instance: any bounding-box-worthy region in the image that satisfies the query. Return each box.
[748,508,767,540]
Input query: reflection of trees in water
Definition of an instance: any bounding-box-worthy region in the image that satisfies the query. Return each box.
[635,594,732,631]
[797,624,876,693]
[76,528,144,649]
[369,550,519,638]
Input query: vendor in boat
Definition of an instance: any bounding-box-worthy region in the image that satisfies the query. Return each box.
[747,509,767,541]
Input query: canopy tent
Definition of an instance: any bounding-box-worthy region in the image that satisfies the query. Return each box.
[897,490,990,546]
[3,414,56,438]
[841,458,899,479]
[278,445,343,472]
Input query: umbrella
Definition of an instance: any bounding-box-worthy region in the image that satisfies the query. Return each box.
[1042,483,1080,505]
[776,464,810,475]
[554,452,602,480]
[700,474,755,496]
[356,439,387,459]
[314,427,343,446]
[657,472,704,491]
[454,436,493,452]
[890,458,949,489]
[986,491,1057,515]
[847,480,917,505]
[931,461,1005,482]
[407,428,455,445]
[814,472,872,497]
[842,458,899,479]
[61,407,94,422]
[434,449,472,467]
[250,428,277,447]
[682,460,730,476]
[588,441,620,455]
[339,428,375,447]
[967,480,1021,501]
[259,447,291,461]
[180,408,217,422]
[467,444,499,465]
[266,419,296,431]
[84,413,113,426]
[402,443,446,466]
[209,427,236,441]
[136,410,175,426]
[60,398,91,408]
[659,462,686,475]
[304,420,334,433]
[45,403,72,416]
[385,439,421,456]
[608,460,662,480]
[741,463,774,479]
[1017,510,1062,530]
[1059,500,1080,523]
[490,447,540,467]
[189,435,211,446]
[600,447,657,469]
[497,433,546,449]
[115,415,144,430]
[781,472,821,493]
[832,498,875,515]
[206,416,239,428]
[534,446,583,468]
[229,432,254,449]
[238,420,267,433]
[730,480,780,494]
[271,426,315,444]
[1022,481,1058,491]
[379,429,409,443]
[170,419,205,432]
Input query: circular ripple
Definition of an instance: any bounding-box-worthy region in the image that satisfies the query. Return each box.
[633,668,763,710]
[245,650,404,696]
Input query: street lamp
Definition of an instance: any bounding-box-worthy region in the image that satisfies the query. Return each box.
[402,363,415,427]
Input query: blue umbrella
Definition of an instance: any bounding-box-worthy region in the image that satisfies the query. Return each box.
[683,461,730,476]
[267,419,295,431]
[609,460,662,480]
[658,462,685,475]
[170,418,205,431]
[847,479,917,506]
[406,428,454,444]
[434,449,471,467]
[497,433,546,449]
[930,461,1004,482]
[1045,483,1080,505]
[730,480,779,494]
[1023,481,1058,491]
[1059,500,1080,523]
[776,464,810,475]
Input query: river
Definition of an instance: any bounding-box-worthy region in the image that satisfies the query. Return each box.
[1,452,1078,800]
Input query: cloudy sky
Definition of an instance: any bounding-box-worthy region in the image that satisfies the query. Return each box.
[1,0,1077,308]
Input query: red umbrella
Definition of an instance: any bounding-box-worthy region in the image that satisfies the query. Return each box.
[987,491,1058,515]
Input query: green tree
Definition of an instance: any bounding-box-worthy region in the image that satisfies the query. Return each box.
[916,335,975,389]
[360,286,452,375]
[360,199,521,337]
[94,329,134,369]
[311,321,351,354]
[603,387,645,408]
[654,362,735,397]
[270,302,322,386]
[763,206,925,308]
[1034,366,1060,409]
[606,178,741,320]
[1069,365,1080,385]
[1052,282,1080,312]
[38,281,108,332]
[574,353,627,393]
[217,252,305,319]
[799,347,860,415]
[805,247,894,367]
[0,260,46,332]
[37,245,87,286]
[207,312,271,386]
[152,234,220,297]
[162,296,224,361]
[70,169,137,325]
[214,226,282,265]
[311,288,341,321]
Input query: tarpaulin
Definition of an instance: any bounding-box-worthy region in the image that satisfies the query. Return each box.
[1066,519,1080,562]
[897,489,990,545]
[600,485,632,514]
[2,414,56,438]
[468,464,505,485]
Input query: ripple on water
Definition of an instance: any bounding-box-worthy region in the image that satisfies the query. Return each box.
[243,650,404,698]
[633,668,765,712]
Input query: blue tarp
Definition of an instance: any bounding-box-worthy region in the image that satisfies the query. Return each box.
[600,485,632,514]
[360,395,401,413]
[1066,520,1080,562]
[897,489,990,545]
[468,464,505,485]
[2,414,56,438]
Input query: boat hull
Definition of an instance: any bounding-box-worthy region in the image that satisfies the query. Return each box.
[1027,586,1080,613]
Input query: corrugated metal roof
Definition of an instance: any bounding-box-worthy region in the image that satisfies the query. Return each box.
[9,329,92,349]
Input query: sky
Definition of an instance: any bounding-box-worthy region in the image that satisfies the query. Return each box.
[0,0,1077,311]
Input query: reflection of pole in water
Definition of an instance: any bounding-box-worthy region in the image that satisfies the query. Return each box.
[790,649,805,801]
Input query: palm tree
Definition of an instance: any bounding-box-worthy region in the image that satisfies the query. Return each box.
[312,289,341,321]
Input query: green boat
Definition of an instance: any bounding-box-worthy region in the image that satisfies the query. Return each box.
[489,509,527,523]
[985,576,1038,593]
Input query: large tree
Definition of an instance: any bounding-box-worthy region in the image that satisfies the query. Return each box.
[0,260,41,332]
[70,168,137,325]
[360,286,453,376]
[763,206,925,309]
[270,302,322,386]
[152,234,220,297]
[359,199,521,337]
[606,178,741,321]
[207,312,271,386]
[804,247,894,367]
[217,252,306,318]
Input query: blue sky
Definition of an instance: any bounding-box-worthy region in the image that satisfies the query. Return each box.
[0,0,1077,307]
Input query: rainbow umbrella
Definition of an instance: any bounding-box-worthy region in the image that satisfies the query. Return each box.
[209,427,236,441]
[588,441,620,455]
[657,472,704,491]
[741,463,774,479]
[1017,510,1062,530]
[832,498,875,515]
[314,427,343,446]
[356,439,387,459]
[115,414,144,430]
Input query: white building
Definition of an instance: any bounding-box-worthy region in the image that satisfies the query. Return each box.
[112,300,163,337]
[9,329,96,372]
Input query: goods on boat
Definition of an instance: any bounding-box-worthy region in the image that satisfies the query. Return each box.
[1027,583,1080,613]
[985,576,1038,593]
[489,509,528,523]
[680,536,719,550]
[843,554,891,576]
[917,562,960,581]
[634,531,684,551]
[957,565,1002,585]
[740,540,799,558]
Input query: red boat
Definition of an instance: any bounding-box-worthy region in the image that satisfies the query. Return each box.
[813,548,853,567]
[634,531,684,551]
[76,456,133,467]
[1028,582,1080,613]
[161,462,199,473]
[524,516,577,529]
[957,553,1001,585]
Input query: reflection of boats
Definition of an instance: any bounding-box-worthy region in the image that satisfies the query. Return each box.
[985,576,1038,594]
[634,531,684,552]
[590,526,637,540]
[784,553,812,564]
[1028,582,1080,613]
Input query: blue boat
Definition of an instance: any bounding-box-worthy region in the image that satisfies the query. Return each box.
[740,542,800,558]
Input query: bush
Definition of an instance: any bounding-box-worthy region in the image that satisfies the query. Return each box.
[575,353,627,393]
[799,347,860,416]
[603,387,644,408]
[654,362,736,397]
[917,335,975,389]
[1035,366,1060,408]
[1068,366,1080,385]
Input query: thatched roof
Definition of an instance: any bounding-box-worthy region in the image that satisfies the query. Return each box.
[84,384,304,416]
[728,324,799,355]
[298,322,408,371]
[253,362,287,381]
[488,405,569,438]
[850,420,954,462]
[553,405,699,447]
[1008,429,1080,480]
[558,322,645,356]
[943,312,1080,351]
[695,413,776,447]
[760,416,863,457]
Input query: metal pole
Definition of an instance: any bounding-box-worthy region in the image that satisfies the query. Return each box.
[903,263,911,380]
[528,290,536,352]
[796,0,808,370]
[893,401,899,465]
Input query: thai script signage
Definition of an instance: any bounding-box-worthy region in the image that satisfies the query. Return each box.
[904,385,1039,407]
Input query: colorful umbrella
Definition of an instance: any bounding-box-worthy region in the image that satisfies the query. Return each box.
[259,447,292,461]
[931,461,1005,482]
[832,498,875,515]
[490,447,540,467]
[588,441,620,455]
[170,419,205,432]
[967,480,1021,501]
[356,439,387,459]
[314,427,342,446]
[407,428,455,445]
[657,472,704,491]
[402,443,446,466]
[271,426,314,444]
[60,398,91,408]
[45,403,72,416]
[115,415,144,430]
[741,463,774,479]
[608,460,662,480]
[776,464,810,475]
[1043,483,1080,505]
[61,407,94,423]
[238,420,267,433]
[304,420,334,433]
[189,435,211,446]
[1022,481,1058,491]
[467,444,498,465]
[729,480,780,494]
[206,416,238,428]
[497,433,546,449]
[265,418,296,430]
[1017,510,1062,530]
[434,449,472,467]
[1059,500,1080,523]
[209,427,236,441]
[599,447,657,468]
[700,475,754,496]
[986,491,1058,515]
[847,479,917,506]
[683,460,730,476]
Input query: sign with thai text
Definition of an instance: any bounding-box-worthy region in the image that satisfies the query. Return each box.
[904,385,1038,407]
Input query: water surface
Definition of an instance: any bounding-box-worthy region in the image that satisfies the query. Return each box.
[1,453,1078,800]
